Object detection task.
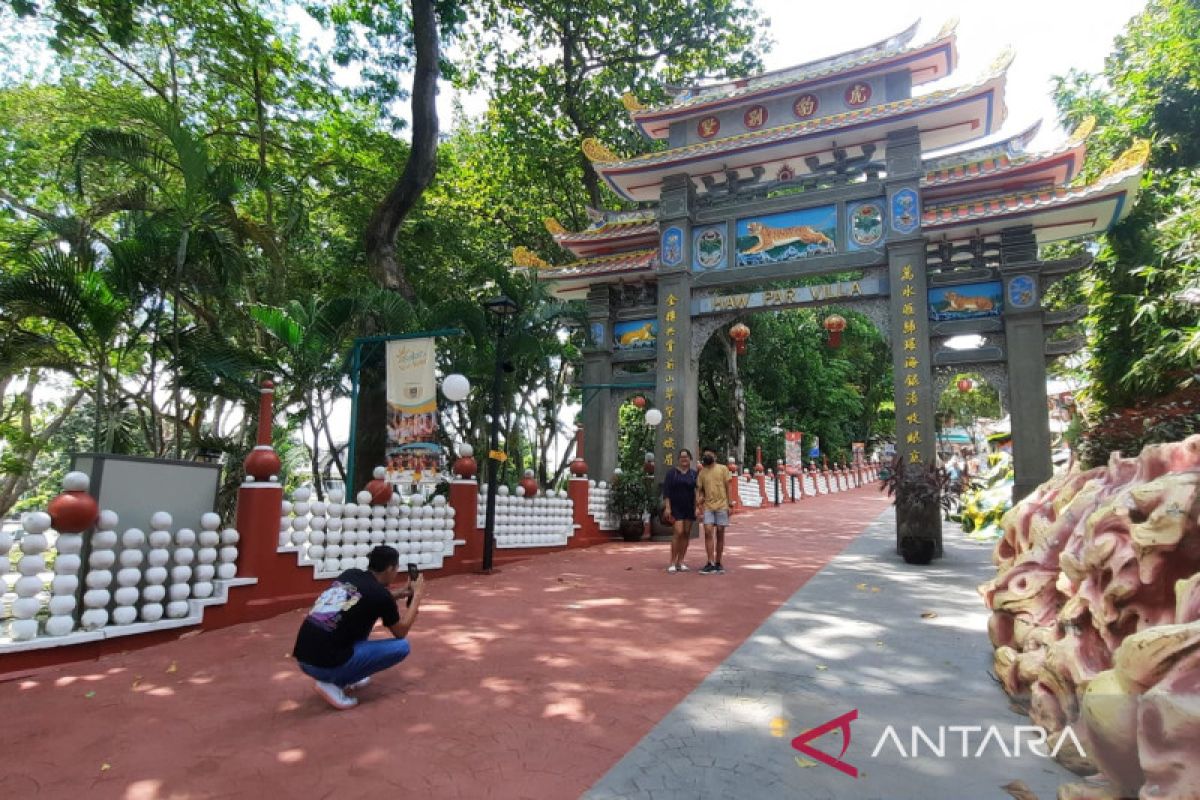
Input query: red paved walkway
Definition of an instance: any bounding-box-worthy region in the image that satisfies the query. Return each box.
[0,488,889,800]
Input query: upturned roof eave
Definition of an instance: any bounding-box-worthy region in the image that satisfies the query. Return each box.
[631,33,958,139]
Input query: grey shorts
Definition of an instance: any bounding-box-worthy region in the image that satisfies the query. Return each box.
[703,510,730,526]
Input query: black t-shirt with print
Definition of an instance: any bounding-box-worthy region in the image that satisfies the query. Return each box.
[292,569,401,668]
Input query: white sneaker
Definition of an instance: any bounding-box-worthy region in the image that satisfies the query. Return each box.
[345,676,371,692]
[667,565,678,573]
[313,680,358,710]
[676,564,690,572]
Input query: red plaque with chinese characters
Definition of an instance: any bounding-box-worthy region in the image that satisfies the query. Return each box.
[844,82,872,107]
[792,93,819,119]
[743,104,768,129]
[697,115,720,139]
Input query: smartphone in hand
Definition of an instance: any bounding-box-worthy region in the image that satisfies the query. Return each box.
[406,563,419,606]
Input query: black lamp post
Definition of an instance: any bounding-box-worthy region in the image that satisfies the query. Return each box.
[482,294,519,573]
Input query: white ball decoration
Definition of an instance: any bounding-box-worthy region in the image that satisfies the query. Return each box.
[23,511,51,534]
[150,511,173,530]
[644,409,663,427]
[328,487,345,503]
[293,487,312,502]
[441,373,471,402]
[86,570,113,589]
[200,512,221,530]
[457,442,474,457]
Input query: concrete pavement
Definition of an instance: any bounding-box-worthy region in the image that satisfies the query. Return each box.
[584,510,1077,800]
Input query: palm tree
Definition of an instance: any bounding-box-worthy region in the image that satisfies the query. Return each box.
[73,98,250,457]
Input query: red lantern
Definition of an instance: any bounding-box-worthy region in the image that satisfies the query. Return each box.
[957,378,974,393]
[729,322,750,355]
[823,314,847,348]
[631,395,647,409]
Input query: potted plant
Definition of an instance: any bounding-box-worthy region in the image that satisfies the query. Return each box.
[607,470,652,542]
[880,456,952,564]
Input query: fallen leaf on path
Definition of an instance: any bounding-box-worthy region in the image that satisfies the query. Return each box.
[85,690,95,698]
[815,665,828,671]
[876,641,883,647]
[1000,780,1040,800]
[870,586,880,593]
[166,661,177,674]
[920,611,938,619]
[100,763,111,772]
[795,757,818,768]
[856,582,868,591]
[625,566,632,570]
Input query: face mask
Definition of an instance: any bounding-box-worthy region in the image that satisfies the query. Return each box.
[702,455,715,465]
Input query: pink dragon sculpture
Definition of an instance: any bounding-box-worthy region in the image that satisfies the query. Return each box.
[980,434,1200,799]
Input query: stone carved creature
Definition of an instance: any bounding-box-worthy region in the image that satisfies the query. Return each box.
[980,434,1200,799]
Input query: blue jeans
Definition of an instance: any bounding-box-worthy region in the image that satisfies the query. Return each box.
[298,638,411,687]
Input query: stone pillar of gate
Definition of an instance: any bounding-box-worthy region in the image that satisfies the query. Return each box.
[581,284,617,480]
[885,126,941,554]
[654,174,698,481]
[999,225,1053,501]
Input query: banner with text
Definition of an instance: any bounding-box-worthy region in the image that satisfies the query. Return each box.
[785,432,804,474]
[385,338,441,478]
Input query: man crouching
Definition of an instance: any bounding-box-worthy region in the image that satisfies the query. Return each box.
[292,545,425,710]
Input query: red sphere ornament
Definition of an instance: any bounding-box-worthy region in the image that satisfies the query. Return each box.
[365,477,393,506]
[823,314,847,348]
[453,456,478,479]
[631,395,647,409]
[957,378,974,393]
[48,486,99,533]
[519,470,539,498]
[729,322,751,355]
[244,446,282,482]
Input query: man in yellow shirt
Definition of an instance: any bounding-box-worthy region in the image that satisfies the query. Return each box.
[695,446,732,574]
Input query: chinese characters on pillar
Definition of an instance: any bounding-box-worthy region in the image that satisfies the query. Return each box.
[661,294,680,466]
[898,264,923,465]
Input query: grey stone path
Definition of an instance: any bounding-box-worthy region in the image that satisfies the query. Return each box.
[584,510,1077,800]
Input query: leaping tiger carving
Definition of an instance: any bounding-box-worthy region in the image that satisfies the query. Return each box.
[743,222,834,254]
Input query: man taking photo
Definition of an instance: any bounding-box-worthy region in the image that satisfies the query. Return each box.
[292,544,425,710]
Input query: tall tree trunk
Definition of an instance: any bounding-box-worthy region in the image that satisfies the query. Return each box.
[363,0,440,300]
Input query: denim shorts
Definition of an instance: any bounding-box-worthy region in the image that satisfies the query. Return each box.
[703,510,730,526]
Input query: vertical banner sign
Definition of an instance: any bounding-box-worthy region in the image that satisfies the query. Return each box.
[785,432,804,474]
[852,442,866,464]
[808,436,821,461]
[385,338,438,478]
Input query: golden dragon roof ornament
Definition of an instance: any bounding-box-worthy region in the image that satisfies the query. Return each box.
[543,217,568,236]
[621,92,646,112]
[1099,139,1151,181]
[1067,116,1097,146]
[512,246,550,270]
[936,17,959,38]
[582,138,622,164]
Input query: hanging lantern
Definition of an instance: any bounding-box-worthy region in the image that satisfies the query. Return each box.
[823,314,847,348]
[957,378,974,393]
[631,395,647,409]
[729,322,751,355]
